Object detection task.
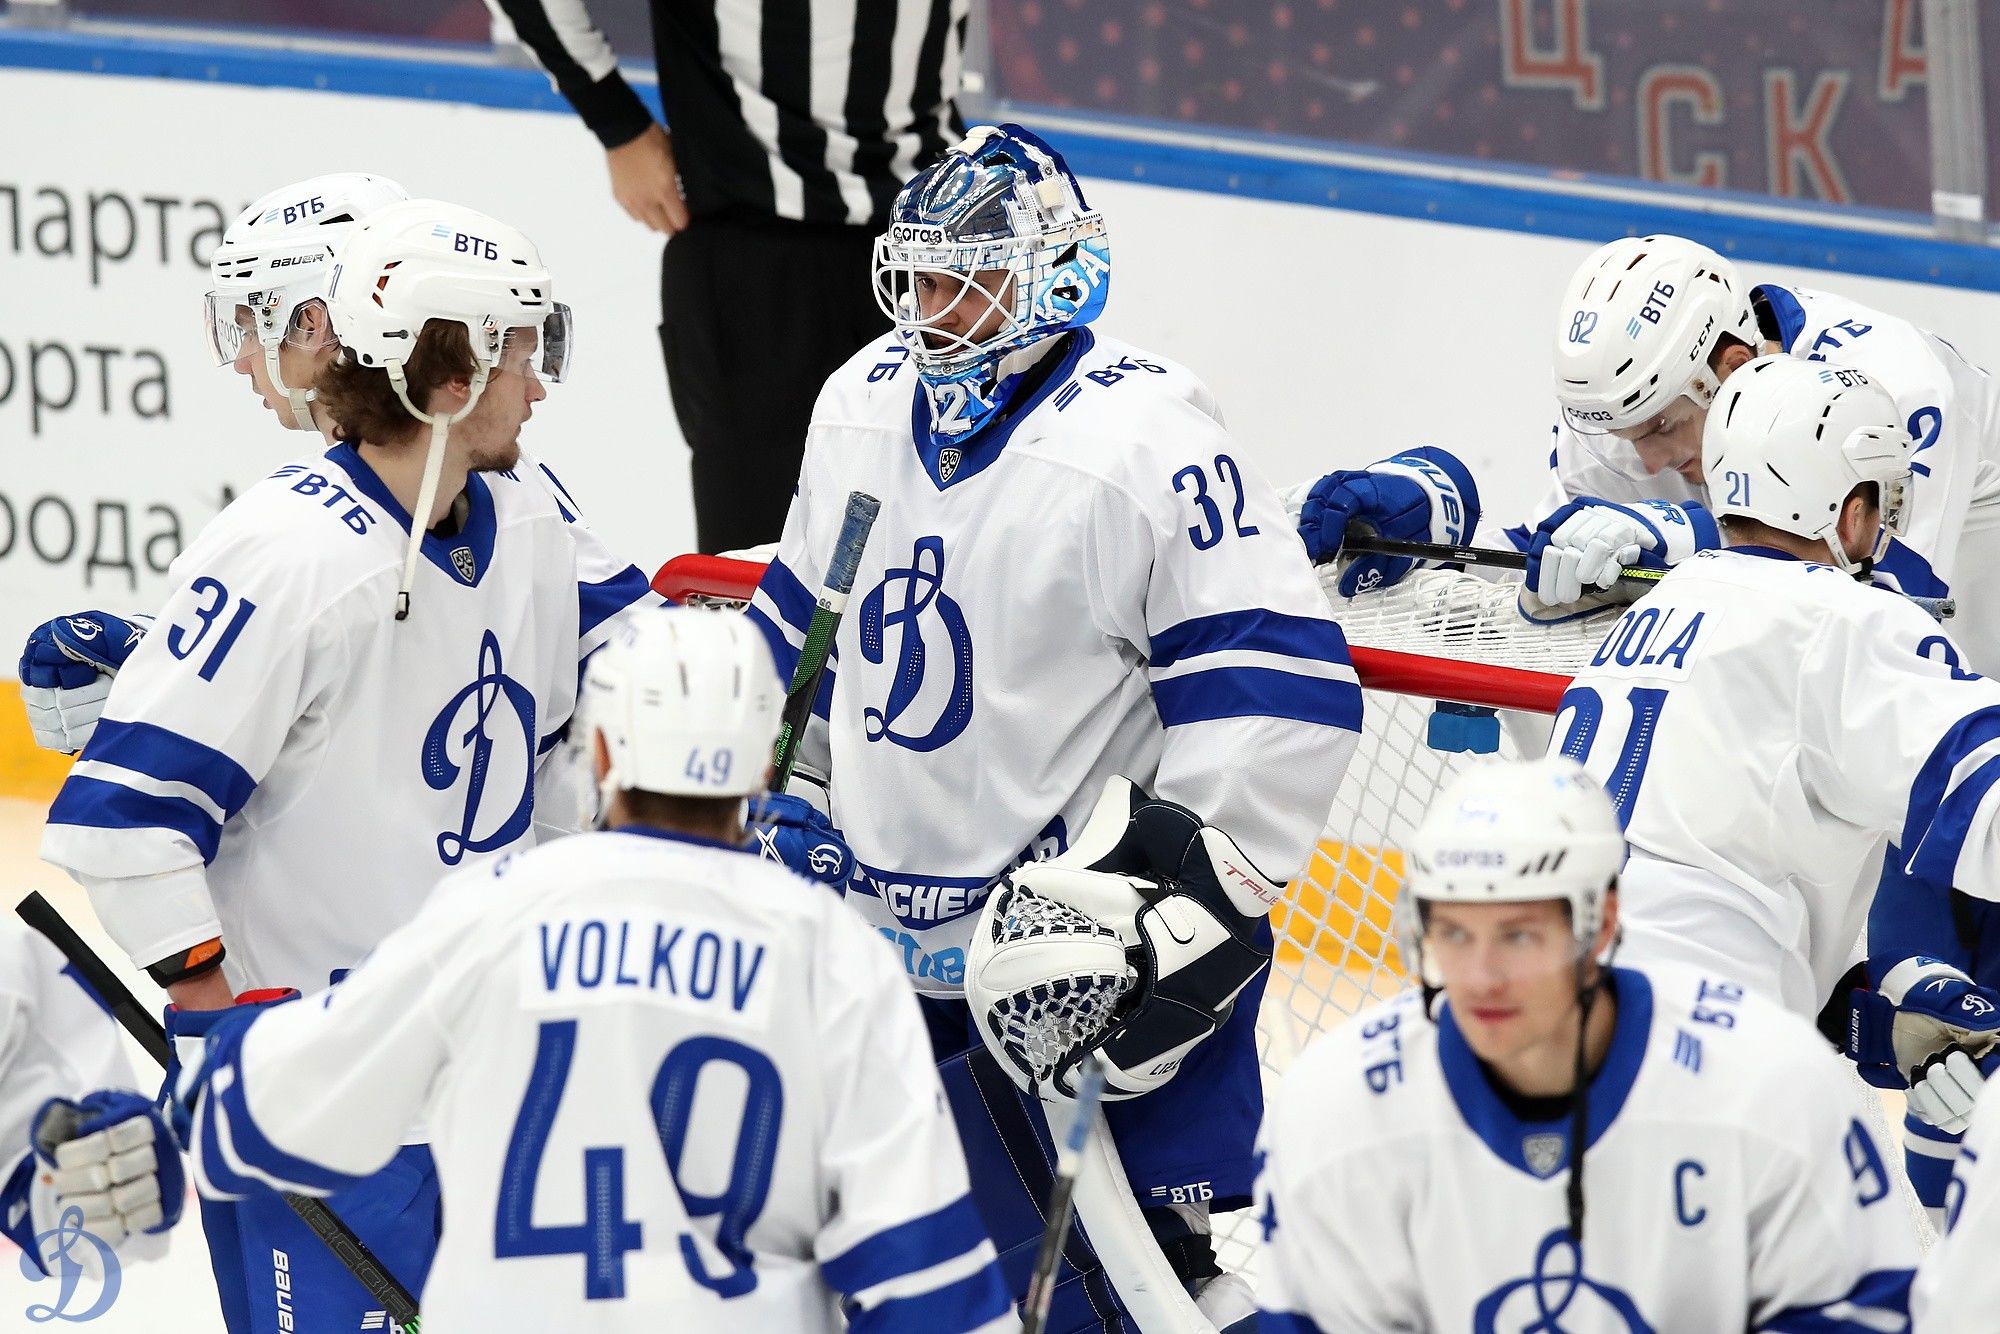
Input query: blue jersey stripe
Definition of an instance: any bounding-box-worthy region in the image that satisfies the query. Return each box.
[1902,708,2000,885]
[1874,539,1951,599]
[84,717,256,819]
[821,1194,989,1295]
[1150,608,1352,671]
[198,1013,366,1198]
[844,1258,1013,1334]
[577,565,654,638]
[1754,1267,1912,1331]
[756,558,818,636]
[1256,1314,1332,1334]
[1152,666,1363,731]
[49,775,225,864]
[745,605,800,685]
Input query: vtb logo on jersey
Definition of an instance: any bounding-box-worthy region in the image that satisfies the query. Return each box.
[858,535,975,753]
[422,629,536,865]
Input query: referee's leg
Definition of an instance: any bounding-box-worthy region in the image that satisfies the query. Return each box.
[661,219,887,554]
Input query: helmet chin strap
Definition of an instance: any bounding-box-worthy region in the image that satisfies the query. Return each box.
[264,344,319,433]
[387,362,490,621]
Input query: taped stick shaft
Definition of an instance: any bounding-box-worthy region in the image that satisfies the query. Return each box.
[1021,1057,1108,1334]
[772,491,880,790]
[15,892,423,1328]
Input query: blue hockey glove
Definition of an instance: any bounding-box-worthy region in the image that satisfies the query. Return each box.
[29,1089,187,1252]
[1291,448,1481,595]
[746,791,856,895]
[18,610,152,753]
[1525,498,1719,606]
[1848,958,2000,1114]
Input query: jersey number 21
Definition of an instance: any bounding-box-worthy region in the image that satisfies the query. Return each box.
[1553,685,1668,825]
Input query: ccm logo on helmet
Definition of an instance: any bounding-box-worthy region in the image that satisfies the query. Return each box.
[890,223,947,245]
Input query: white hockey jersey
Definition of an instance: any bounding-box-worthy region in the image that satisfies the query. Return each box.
[1558,546,2000,1017]
[747,331,1362,994]
[41,443,657,993]
[0,915,155,1273]
[1254,963,1919,1333]
[1505,284,2000,611]
[180,829,1014,1334]
[1912,1071,2000,1329]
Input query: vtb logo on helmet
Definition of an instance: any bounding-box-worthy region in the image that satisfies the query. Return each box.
[202,172,409,431]
[1552,235,1759,435]
[872,124,1112,445]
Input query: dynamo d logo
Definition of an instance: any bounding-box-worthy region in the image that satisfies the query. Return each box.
[422,629,537,865]
[1473,1228,1655,1334]
[858,536,975,753]
[20,1206,121,1324]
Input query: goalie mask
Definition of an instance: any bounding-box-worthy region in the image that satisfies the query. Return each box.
[873,123,1110,444]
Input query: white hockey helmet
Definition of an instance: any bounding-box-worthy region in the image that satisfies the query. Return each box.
[1702,354,1911,573]
[203,173,409,430]
[1402,757,1625,979]
[325,199,574,617]
[577,607,783,806]
[1552,235,1760,434]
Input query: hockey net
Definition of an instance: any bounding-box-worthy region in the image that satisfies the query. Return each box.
[653,554,1613,1258]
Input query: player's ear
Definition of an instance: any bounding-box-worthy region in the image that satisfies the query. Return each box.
[1596,882,1620,957]
[1710,336,1758,380]
[592,729,612,784]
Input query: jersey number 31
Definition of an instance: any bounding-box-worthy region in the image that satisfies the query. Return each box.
[495,1019,782,1301]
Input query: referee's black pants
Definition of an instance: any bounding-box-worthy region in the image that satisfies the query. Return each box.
[661,216,889,554]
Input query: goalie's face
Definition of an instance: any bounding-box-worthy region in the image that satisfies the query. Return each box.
[1423,898,1595,1067]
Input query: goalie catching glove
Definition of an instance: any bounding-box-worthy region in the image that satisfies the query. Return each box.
[1849,956,2000,1133]
[965,776,1281,1102]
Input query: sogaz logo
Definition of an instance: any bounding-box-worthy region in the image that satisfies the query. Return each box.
[890,223,947,246]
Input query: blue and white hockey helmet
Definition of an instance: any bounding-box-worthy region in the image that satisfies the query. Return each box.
[872,125,1110,420]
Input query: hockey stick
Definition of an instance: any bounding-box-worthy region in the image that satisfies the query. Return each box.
[1340,531,1958,621]
[1021,1056,1107,1334]
[771,489,881,791]
[14,892,423,1332]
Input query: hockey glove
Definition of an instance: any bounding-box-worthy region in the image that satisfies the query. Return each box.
[1908,1048,2000,1136]
[1848,958,2000,1114]
[1525,499,1717,606]
[746,781,855,896]
[988,777,1279,1102]
[29,1090,186,1252]
[1288,448,1481,594]
[19,610,152,753]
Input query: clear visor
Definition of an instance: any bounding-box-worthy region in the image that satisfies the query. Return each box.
[201,291,329,368]
[495,304,575,383]
[872,237,1024,370]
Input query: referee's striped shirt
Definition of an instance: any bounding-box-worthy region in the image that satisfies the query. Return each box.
[494,0,968,229]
